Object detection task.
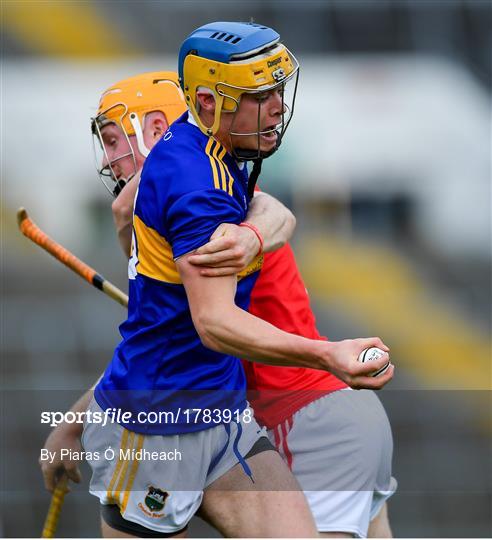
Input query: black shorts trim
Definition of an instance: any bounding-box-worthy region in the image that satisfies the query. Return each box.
[101,504,187,538]
[245,435,276,459]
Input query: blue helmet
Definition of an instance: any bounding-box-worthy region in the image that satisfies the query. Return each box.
[178,22,280,88]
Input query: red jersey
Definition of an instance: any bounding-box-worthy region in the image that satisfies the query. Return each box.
[244,243,347,429]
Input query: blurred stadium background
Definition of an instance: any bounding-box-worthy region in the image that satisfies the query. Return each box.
[1,0,491,537]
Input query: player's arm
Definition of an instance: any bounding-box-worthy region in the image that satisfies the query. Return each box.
[188,191,296,276]
[112,171,141,257]
[177,254,393,390]
[243,191,296,251]
[39,375,100,491]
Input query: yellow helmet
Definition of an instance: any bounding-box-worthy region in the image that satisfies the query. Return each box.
[91,71,187,196]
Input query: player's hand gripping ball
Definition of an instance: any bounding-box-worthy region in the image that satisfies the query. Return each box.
[357,347,390,377]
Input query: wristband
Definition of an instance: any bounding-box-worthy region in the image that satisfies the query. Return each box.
[239,222,264,255]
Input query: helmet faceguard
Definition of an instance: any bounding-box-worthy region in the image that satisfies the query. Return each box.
[179,22,299,161]
[222,60,299,161]
[91,103,138,197]
[91,72,187,197]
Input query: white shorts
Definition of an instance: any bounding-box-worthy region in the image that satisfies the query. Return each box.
[268,389,397,537]
[82,399,266,534]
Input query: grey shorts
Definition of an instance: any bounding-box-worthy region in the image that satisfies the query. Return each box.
[269,389,397,537]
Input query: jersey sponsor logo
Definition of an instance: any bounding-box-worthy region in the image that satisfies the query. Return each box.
[163,131,173,141]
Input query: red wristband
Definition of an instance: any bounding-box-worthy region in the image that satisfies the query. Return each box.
[239,222,264,255]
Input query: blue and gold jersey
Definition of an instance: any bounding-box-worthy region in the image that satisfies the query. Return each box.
[95,112,262,435]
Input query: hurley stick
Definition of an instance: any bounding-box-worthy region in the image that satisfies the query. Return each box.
[40,474,68,538]
[17,207,128,308]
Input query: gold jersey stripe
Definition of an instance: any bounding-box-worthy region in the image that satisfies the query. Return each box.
[133,214,181,284]
[213,143,228,192]
[217,146,235,196]
[206,139,221,190]
[106,429,129,504]
[121,434,145,513]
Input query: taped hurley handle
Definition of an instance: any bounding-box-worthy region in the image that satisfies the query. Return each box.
[17,208,128,308]
[41,474,68,538]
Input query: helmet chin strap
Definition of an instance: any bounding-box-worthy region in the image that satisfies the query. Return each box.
[129,113,151,158]
[247,159,263,200]
[112,172,136,197]
[113,179,128,197]
[233,136,281,200]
